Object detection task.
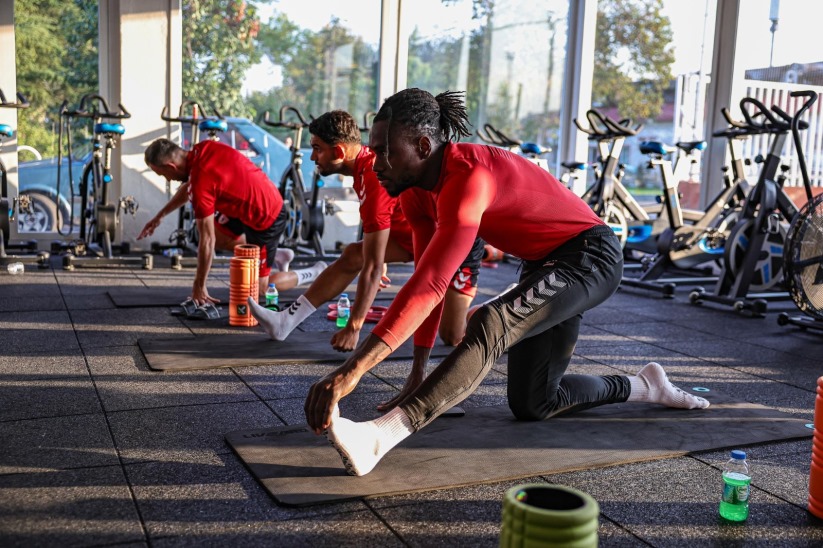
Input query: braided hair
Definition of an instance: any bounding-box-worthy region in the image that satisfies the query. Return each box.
[374,88,472,144]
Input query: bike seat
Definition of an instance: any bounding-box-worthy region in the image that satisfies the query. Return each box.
[561,161,587,171]
[94,123,125,135]
[639,141,676,156]
[0,124,13,138]
[199,119,228,133]
[676,140,707,154]
[520,142,549,155]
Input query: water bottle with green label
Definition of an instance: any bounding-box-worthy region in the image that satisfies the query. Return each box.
[719,449,751,521]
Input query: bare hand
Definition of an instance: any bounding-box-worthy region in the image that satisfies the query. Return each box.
[138,216,161,240]
[190,285,220,307]
[379,263,391,289]
[330,324,361,352]
[305,366,363,434]
[377,366,425,412]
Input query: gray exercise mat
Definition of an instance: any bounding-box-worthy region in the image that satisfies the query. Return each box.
[138,330,456,371]
[224,391,812,507]
[108,284,397,308]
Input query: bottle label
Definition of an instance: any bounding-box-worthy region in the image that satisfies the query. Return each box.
[266,294,279,307]
[722,474,750,504]
[339,307,349,318]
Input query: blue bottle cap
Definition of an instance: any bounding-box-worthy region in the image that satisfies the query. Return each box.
[731,450,746,460]
[268,283,275,288]
[340,293,348,298]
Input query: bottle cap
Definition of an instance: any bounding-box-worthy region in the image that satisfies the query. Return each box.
[268,283,276,288]
[730,450,746,460]
[340,293,348,298]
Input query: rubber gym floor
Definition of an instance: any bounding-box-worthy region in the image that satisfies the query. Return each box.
[1,254,822,547]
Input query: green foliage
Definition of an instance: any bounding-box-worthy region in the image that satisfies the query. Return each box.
[14,0,98,158]
[253,13,378,143]
[183,0,265,118]
[594,0,675,120]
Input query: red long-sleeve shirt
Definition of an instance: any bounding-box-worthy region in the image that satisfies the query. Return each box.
[371,142,604,350]
[353,146,413,253]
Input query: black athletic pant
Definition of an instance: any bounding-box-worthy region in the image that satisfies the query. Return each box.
[401,225,631,430]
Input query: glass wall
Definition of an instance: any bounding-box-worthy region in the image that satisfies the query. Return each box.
[590,0,717,203]
[404,0,570,167]
[14,0,99,234]
[233,0,381,149]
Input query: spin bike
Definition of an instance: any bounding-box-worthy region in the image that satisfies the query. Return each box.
[574,110,647,250]
[476,123,551,170]
[54,94,152,270]
[619,122,755,296]
[154,101,230,270]
[689,93,814,316]
[0,89,50,267]
[262,105,337,262]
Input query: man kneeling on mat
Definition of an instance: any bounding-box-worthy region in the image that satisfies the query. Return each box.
[139,138,326,307]
[247,110,508,365]
[303,88,710,476]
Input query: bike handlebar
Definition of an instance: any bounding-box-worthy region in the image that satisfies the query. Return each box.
[574,109,642,138]
[789,90,818,201]
[263,105,312,129]
[0,90,30,109]
[63,93,131,120]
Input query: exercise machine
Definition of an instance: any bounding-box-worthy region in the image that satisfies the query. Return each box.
[53,94,152,270]
[689,93,814,316]
[0,89,50,268]
[262,105,337,262]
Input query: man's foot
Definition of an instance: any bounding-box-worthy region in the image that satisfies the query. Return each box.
[629,362,710,409]
[248,297,290,340]
[274,248,295,272]
[326,416,384,476]
[325,406,414,476]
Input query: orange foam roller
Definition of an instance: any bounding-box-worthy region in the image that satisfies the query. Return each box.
[809,376,823,519]
[234,244,260,259]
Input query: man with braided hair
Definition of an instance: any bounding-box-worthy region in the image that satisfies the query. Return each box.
[247,110,494,377]
[304,88,710,476]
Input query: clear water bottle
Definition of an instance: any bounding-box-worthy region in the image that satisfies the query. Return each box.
[719,449,751,521]
[265,283,279,310]
[6,262,24,275]
[336,293,351,328]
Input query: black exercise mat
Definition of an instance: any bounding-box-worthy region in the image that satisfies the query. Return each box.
[224,391,812,507]
[108,284,398,308]
[138,330,456,371]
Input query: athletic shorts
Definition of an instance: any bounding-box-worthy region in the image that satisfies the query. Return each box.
[449,237,485,297]
[214,206,288,278]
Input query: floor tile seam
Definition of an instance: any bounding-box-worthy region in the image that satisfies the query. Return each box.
[0,461,128,479]
[0,408,106,425]
[72,346,152,543]
[228,367,290,426]
[355,499,411,546]
[102,397,273,416]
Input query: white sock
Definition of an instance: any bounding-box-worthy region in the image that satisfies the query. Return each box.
[293,261,327,286]
[274,248,295,272]
[627,362,710,409]
[326,406,414,476]
[247,294,316,341]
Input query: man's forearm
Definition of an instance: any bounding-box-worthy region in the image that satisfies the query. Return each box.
[348,261,383,330]
[193,234,214,288]
[347,333,393,375]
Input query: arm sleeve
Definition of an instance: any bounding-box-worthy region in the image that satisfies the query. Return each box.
[188,166,217,219]
[371,167,495,350]
[359,168,397,234]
